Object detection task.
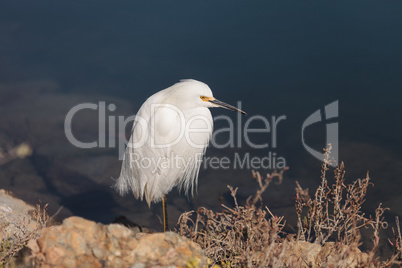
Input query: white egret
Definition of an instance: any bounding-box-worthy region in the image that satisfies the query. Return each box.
[114,79,246,231]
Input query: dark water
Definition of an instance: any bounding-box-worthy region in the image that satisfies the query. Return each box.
[1,0,401,253]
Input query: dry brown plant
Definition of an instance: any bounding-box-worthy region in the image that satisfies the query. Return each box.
[176,169,288,267]
[295,145,388,247]
[177,145,402,267]
[387,216,402,265]
[0,202,49,266]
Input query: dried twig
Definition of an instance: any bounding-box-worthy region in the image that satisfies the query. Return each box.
[0,202,49,265]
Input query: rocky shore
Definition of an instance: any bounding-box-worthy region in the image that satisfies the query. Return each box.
[1,189,207,267]
[1,189,387,268]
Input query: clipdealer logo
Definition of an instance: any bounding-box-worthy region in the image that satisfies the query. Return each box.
[302,101,339,167]
[64,100,338,169]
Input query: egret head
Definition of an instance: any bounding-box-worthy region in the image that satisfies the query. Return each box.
[172,79,247,115]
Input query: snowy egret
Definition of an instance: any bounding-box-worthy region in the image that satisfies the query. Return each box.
[114,79,246,231]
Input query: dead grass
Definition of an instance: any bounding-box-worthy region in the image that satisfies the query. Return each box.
[295,145,388,247]
[0,202,49,267]
[177,145,402,267]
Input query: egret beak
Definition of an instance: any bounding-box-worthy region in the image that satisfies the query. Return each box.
[209,98,247,115]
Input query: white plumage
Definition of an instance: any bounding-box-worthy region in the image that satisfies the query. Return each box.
[114,79,246,206]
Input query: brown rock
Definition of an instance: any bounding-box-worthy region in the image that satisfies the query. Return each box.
[68,230,88,255]
[31,216,207,267]
[317,242,370,267]
[27,239,40,254]
[0,189,38,237]
[44,247,65,266]
[280,240,371,268]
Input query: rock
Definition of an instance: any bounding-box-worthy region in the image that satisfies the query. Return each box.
[318,242,370,266]
[30,216,207,267]
[0,189,47,266]
[280,240,371,268]
[0,189,39,242]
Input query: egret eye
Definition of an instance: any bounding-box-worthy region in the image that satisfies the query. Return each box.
[200,96,213,102]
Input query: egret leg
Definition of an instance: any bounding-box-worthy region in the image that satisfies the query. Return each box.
[162,195,168,232]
